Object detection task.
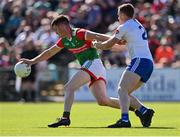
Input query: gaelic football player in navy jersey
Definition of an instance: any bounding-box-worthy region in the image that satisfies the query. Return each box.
[93,3,155,128]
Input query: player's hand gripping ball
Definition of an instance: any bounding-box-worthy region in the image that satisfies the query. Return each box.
[14,61,31,78]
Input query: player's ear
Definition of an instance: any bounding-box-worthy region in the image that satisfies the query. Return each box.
[121,13,126,19]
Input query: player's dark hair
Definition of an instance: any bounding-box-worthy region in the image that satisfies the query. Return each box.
[118,3,134,18]
[51,15,70,27]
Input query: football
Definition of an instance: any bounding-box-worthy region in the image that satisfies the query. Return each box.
[14,62,31,78]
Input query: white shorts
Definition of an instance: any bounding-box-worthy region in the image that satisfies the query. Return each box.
[81,58,106,87]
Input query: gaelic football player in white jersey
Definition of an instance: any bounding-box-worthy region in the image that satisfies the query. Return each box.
[93,3,154,128]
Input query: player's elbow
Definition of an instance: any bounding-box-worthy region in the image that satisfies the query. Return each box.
[46,49,52,57]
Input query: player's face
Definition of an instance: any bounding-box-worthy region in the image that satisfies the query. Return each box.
[118,12,123,24]
[53,24,69,37]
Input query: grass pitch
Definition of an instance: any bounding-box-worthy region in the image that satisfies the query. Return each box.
[0,102,180,136]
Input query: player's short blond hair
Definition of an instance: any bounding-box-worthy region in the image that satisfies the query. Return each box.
[118,3,134,18]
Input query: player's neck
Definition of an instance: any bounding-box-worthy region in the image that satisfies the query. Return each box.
[66,27,72,40]
[66,34,72,40]
[124,18,132,23]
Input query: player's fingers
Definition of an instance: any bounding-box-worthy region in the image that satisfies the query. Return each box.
[19,59,29,65]
[19,60,26,64]
[19,58,26,62]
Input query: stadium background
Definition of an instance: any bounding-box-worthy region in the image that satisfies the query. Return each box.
[0,0,180,101]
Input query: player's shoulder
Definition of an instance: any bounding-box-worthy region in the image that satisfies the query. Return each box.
[119,19,139,31]
[56,37,64,48]
[124,19,135,26]
[76,28,86,34]
[57,37,63,42]
[72,28,85,33]
[73,28,86,40]
[116,23,128,33]
[118,19,135,29]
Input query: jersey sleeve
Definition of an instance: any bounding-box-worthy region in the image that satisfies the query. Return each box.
[115,25,126,40]
[76,28,87,40]
[56,38,64,48]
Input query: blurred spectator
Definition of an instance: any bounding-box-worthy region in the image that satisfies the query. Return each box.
[33,0,51,19]
[71,4,88,28]
[6,6,22,41]
[0,16,6,37]
[0,37,17,67]
[96,0,118,32]
[1,0,13,22]
[85,0,102,31]
[20,38,39,102]
[8,49,19,66]
[56,0,71,15]
[155,37,175,68]
[14,26,33,48]
[69,0,84,19]
[148,30,161,58]
[15,20,28,36]
[172,42,180,68]
[24,8,39,31]
[71,0,103,31]
[33,18,58,49]
[46,11,59,20]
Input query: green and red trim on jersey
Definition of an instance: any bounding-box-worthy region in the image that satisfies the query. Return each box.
[81,68,106,87]
[68,43,91,54]
[56,28,92,54]
[56,28,99,66]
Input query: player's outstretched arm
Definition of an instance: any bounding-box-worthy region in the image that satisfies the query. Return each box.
[20,44,62,66]
[93,36,120,50]
[85,30,110,42]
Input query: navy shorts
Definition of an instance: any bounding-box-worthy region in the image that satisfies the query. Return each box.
[126,58,154,83]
